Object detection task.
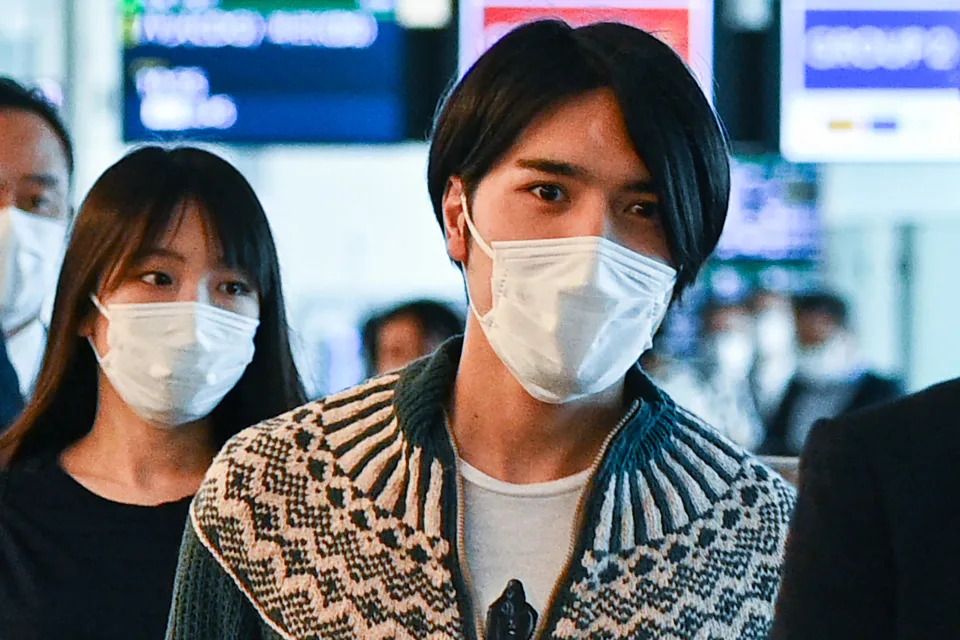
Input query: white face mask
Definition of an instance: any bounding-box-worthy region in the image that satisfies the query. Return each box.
[460,193,676,404]
[89,295,259,427]
[754,308,796,357]
[0,207,67,333]
[706,330,755,379]
[796,332,862,384]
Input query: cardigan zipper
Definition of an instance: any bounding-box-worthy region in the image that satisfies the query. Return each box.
[444,420,486,640]
[531,399,640,639]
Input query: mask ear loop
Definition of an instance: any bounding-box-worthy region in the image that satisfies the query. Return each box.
[89,294,110,320]
[87,294,110,361]
[459,192,496,323]
[459,192,495,258]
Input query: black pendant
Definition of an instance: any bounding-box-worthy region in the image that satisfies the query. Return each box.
[485,579,538,640]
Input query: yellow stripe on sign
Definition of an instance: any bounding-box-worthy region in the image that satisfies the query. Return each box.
[828,120,856,131]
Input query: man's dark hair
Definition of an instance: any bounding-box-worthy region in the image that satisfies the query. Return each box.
[361,299,464,375]
[793,292,848,326]
[0,77,74,175]
[427,19,730,292]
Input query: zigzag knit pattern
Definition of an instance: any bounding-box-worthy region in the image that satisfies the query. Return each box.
[190,343,796,640]
[192,375,463,640]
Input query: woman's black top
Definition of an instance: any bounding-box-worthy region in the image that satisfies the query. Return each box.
[0,453,191,639]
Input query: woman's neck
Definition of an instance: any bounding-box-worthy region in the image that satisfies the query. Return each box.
[60,384,216,506]
[449,320,627,485]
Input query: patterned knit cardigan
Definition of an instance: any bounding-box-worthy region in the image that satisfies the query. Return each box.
[166,340,797,640]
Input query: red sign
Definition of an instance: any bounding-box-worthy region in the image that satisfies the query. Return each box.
[483,6,691,61]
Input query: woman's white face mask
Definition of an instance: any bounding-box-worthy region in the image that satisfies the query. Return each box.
[89,295,259,427]
[461,193,677,404]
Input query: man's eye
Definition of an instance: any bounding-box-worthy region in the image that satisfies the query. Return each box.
[628,201,660,218]
[18,195,52,214]
[531,184,566,202]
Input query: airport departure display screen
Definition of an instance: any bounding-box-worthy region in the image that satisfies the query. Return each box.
[781,0,960,162]
[121,0,408,142]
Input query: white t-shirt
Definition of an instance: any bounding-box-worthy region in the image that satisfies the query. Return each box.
[460,460,590,628]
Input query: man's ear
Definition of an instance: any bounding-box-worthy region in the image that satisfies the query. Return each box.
[441,177,468,264]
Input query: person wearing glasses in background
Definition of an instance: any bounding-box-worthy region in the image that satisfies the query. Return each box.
[167,20,796,640]
[0,78,73,411]
[0,147,306,639]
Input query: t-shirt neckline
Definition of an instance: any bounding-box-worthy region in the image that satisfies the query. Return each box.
[459,460,592,498]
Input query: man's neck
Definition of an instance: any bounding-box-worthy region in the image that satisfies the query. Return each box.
[449,322,626,485]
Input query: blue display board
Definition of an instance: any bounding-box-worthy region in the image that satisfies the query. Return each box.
[715,155,820,262]
[781,0,960,162]
[121,1,408,143]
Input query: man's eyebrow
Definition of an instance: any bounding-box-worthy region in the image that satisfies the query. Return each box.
[23,173,63,189]
[515,158,589,178]
[624,179,657,194]
[516,158,657,193]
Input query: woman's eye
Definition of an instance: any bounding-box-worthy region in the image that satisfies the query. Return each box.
[221,281,252,297]
[531,184,567,203]
[141,272,173,286]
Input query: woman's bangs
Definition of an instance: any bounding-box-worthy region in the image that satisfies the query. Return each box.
[194,192,275,301]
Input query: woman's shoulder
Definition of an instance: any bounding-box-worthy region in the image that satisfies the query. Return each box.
[0,449,60,499]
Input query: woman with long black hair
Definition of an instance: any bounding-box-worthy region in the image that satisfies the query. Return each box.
[0,146,306,639]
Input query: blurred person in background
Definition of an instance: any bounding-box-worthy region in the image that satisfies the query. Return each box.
[759,291,902,456]
[645,302,765,450]
[643,317,761,450]
[696,299,765,449]
[641,319,708,415]
[0,78,73,400]
[701,298,756,381]
[749,289,797,424]
[361,298,464,376]
[0,147,306,639]
[168,20,794,640]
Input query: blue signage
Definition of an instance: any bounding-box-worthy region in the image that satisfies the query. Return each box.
[803,9,960,89]
[122,5,409,143]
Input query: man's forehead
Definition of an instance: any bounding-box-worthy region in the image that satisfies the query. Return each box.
[0,109,70,181]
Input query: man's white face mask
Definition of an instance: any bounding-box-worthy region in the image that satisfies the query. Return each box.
[0,206,67,334]
[460,193,677,404]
